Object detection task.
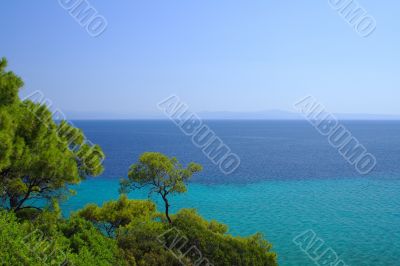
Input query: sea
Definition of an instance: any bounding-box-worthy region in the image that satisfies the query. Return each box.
[61,120,400,266]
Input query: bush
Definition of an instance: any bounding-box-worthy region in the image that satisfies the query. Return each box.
[169,209,278,266]
[75,199,278,266]
[60,216,125,266]
[117,220,180,266]
[77,195,156,237]
[0,210,124,266]
[0,210,67,266]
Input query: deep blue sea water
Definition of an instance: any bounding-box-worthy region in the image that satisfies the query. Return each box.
[62,120,400,266]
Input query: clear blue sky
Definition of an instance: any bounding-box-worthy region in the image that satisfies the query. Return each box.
[1,1,399,118]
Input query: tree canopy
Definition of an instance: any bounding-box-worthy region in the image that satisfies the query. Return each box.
[120,152,202,223]
[0,57,105,212]
[77,195,156,237]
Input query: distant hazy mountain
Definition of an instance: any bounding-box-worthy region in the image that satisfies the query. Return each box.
[333,113,400,120]
[65,110,400,120]
[199,110,400,120]
[198,110,302,120]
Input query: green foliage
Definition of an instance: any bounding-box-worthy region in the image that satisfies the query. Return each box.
[170,209,278,266]
[0,57,23,106]
[60,216,125,266]
[0,210,67,266]
[77,194,156,237]
[120,152,202,223]
[114,207,278,266]
[0,57,21,172]
[0,210,125,266]
[116,220,180,266]
[0,194,278,266]
[0,58,105,212]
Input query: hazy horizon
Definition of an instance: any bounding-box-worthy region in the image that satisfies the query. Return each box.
[63,109,400,120]
[3,1,400,117]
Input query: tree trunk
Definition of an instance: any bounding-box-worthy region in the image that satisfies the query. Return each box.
[161,194,172,224]
[9,189,31,212]
[9,196,19,211]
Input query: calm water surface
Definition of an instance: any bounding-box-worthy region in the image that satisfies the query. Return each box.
[62,120,400,265]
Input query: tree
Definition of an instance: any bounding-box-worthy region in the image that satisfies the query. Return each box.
[77,194,156,237]
[120,152,202,224]
[0,58,105,212]
[0,57,22,172]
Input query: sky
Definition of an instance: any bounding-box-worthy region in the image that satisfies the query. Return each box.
[1,1,399,118]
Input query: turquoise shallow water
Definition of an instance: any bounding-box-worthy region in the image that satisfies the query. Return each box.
[63,120,400,265]
[62,176,400,266]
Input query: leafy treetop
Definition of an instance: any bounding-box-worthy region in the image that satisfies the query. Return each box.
[120,152,202,223]
[0,57,105,212]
